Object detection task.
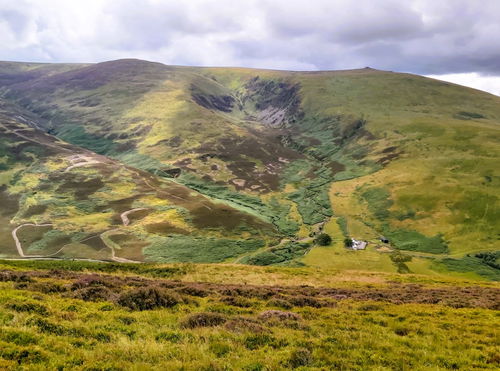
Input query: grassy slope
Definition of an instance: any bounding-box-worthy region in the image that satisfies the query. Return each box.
[0,101,277,261]
[0,61,498,276]
[0,260,498,370]
[302,70,500,266]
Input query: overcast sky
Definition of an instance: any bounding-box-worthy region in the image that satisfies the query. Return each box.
[0,0,499,95]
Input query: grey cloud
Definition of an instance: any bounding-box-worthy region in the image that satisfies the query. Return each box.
[0,0,498,80]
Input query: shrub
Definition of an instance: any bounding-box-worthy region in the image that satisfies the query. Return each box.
[72,286,114,302]
[0,347,45,364]
[288,348,312,368]
[180,312,226,329]
[116,316,136,325]
[1,330,38,346]
[71,274,118,290]
[28,282,67,294]
[117,286,181,311]
[344,238,353,248]
[6,302,49,316]
[176,285,210,297]
[315,233,332,246]
[394,327,410,336]
[244,334,278,350]
[94,332,112,343]
[0,271,33,283]
[220,296,252,308]
[289,295,322,308]
[259,310,301,321]
[209,342,231,357]
[267,298,292,309]
[156,332,183,343]
[224,317,266,333]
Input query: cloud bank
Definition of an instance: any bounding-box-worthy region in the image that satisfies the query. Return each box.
[0,0,498,94]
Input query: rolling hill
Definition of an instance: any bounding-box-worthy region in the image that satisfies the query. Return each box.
[0,59,498,279]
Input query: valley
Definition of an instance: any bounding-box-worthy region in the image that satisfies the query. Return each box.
[0,59,498,280]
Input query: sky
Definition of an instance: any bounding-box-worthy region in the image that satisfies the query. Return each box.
[0,0,499,95]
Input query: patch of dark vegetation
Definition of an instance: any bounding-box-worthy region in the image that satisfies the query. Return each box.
[16,225,52,252]
[3,266,499,309]
[1,329,38,346]
[6,302,49,316]
[107,196,141,213]
[241,242,310,266]
[27,317,85,337]
[72,286,115,302]
[440,252,500,281]
[81,235,108,252]
[454,111,486,120]
[117,286,181,311]
[475,252,500,270]
[0,185,20,218]
[144,222,189,236]
[0,271,33,283]
[267,297,293,309]
[145,236,266,263]
[55,174,104,200]
[288,347,313,368]
[22,204,47,218]
[191,88,235,112]
[390,251,413,273]
[26,281,67,294]
[156,135,183,148]
[180,312,227,328]
[175,284,210,297]
[193,136,297,193]
[259,310,301,321]
[55,125,117,155]
[224,316,267,333]
[155,331,184,343]
[244,334,287,350]
[108,233,148,261]
[220,296,252,308]
[289,295,324,308]
[314,233,332,246]
[361,186,393,220]
[386,229,448,254]
[0,346,46,365]
[0,260,192,278]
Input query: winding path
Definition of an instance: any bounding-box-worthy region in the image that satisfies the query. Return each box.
[120,208,148,227]
[12,223,53,258]
[64,154,102,172]
[99,229,140,263]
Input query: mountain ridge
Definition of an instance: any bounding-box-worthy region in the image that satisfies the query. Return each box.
[0,59,498,280]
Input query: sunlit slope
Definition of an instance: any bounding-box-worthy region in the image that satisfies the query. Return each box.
[0,100,277,262]
[0,60,498,274]
[291,69,500,256]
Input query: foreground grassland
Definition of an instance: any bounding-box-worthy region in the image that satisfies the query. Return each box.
[0,260,498,370]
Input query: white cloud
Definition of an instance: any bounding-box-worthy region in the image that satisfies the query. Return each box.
[426,73,500,96]
[0,0,499,94]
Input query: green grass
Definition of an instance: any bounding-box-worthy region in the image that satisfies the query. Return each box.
[437,253,500,281]
[385,229,448,254]
[0,262,498,369]
[144,236,265,263]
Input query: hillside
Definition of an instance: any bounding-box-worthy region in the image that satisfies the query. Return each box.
[0,59,498,279]
[0,260,498,369]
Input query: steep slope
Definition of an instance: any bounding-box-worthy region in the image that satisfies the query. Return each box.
[0,60,498,277]
[0,98,277,262]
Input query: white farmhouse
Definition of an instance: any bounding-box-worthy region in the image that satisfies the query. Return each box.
[351,239,367,250]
